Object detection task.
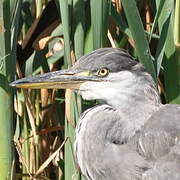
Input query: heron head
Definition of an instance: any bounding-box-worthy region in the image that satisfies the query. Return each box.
[10,48,155,105]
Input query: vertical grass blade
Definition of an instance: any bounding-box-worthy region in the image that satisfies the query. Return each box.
[72,3,85,172]
[58,1,81,179]
[163,25,180,103]
[84,26,93,54]
[155,11,172,76]
[110,4,132,39]
[59,0,72,67]
[0,1,14,179]
[36,0,42,18]
[121,0,156,80]
[64,90,77,180]
[157,0,180,103]
[174,0,180,47]
[90,0,109,49]
[73,0,85,59]
[149,0,166,42]
[11,0,22,71]
[72,1,85,177]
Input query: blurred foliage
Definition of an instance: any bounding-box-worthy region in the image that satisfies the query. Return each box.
[1,0,179,179]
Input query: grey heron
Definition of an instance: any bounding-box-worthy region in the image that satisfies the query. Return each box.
[11,48,180,180]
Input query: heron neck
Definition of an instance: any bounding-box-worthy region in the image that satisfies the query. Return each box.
[103,77,161,139]
[106,88,160,114]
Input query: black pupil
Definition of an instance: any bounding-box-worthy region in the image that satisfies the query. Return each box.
[101,69,105,74]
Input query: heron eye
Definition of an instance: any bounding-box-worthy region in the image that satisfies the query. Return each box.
[97,68,109,77]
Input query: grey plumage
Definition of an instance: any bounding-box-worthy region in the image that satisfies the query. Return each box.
[72,48,139,73]
[10,48,180,180]
[73,49,180,179]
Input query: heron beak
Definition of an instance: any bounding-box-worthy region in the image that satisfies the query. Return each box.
[10,70,99,90]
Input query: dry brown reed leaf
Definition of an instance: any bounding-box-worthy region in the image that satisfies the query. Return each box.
[158,78,165,96]
[145,4,151,32]
[0,20,5,33]
[33,35,62,51]
[16,61,24,78]
[127,38,135,48]
[16,64,37,135]
[32,19,60,50]
[24,90,37,137]
[16,173,51,180]
[35,137,68,176]
[115,0,122,13]
[34,36,52,51]
[108,30,116,48]
[71,49,76,65]
[14,140,33,178]
[29,139,36,174]
[65,89,75,127]
[41,88,49,106]
[25,126,64,140]
[14,96,23,117]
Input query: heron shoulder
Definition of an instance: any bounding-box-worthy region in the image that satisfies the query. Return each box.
[75,104,150,180]
[133,104,180,160]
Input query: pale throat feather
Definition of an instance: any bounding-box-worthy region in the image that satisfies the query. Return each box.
[78,70,161,141]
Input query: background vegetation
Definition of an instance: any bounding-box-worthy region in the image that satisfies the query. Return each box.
[0,0,179,179]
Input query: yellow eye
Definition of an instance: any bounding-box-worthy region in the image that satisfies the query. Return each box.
[97,68,109,77]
